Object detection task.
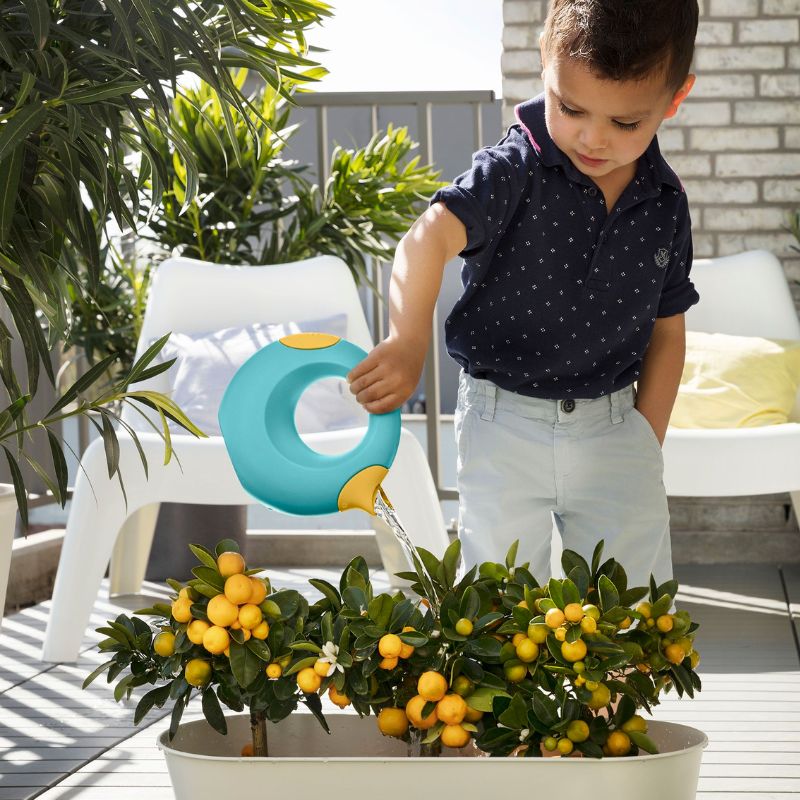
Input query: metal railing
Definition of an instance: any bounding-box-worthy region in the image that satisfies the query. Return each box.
[295,90,496,502]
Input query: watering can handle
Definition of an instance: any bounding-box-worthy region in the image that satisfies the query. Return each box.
[218,332,401,516]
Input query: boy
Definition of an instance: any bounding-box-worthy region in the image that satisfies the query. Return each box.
[347,0,700,588]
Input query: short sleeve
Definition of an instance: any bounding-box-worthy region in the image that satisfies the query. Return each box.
[429,148,519,259]
[657,194,701,318]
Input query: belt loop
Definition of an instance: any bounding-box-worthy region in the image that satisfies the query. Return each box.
[610,388,624,424]
[481,382,497,422]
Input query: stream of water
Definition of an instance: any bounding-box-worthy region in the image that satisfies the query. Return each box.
[373,488,440,617]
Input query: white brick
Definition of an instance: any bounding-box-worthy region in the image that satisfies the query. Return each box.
[693,234,716,258]
[691,74,756,98]
[710,0,758,14]
[735,101,800,124]
[790,47,800,69]
[697,21,735,44]
[786,128,800,148]
[503,25,539,50]
[704,207,788,230]
[657,128,685,152]
[695,46,785,70]
[504,0,543,24]
[739,19,800,42]
[502,50,541,74]
[764,179,800,202]
[760,74,800,97]
[785,259,800,283]
[665,155,713,177]
[682,179,759,203]
[673,101,731,126]
[718,233,797,256]
[763,0,800,13]
[717,153,800,177]
[689,127,780,151]
[503,77,543,102]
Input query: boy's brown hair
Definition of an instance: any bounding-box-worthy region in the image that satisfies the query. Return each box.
[541,0,699,91]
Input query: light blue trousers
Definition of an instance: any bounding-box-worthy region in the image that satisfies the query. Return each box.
[454,370,673,590]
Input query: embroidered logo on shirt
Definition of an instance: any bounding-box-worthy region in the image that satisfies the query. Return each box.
[654,248,670,269]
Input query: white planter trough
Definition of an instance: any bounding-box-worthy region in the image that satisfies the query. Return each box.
[159,712,707,800]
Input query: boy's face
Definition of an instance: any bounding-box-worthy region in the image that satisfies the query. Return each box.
[541,53,689,185]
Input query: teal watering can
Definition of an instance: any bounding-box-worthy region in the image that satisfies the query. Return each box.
[218,332,401,516]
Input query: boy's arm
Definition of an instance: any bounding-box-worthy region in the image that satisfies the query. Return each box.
[634,313,686,447]
[347,202,467,413]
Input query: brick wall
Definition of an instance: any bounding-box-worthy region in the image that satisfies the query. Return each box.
[501,0,800,556]
[501,0,800,304]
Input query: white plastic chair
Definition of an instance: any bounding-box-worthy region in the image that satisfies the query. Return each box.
[41,255,448,663]
[661,249,800,524]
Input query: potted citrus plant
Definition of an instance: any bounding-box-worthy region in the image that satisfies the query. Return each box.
[87,537,706,800]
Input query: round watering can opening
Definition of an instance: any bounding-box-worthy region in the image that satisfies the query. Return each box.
[295,377,370,455]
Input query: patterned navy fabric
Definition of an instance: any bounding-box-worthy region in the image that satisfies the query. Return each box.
[429,92,700,400]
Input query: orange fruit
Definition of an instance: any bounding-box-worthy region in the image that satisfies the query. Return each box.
[417,671,448,702]
[328,686,351,708]
[455,618,474,636]
[248,577,268,605]
[546,608,566,628]
[379,656,399,670]
[238,604,263,630]
[689,650,700,669]
[512,632,527,647]
[224,573,253,605]
[251,621,270,640]
[621,715,648,734]
[566,720,590,742]
[554,626,568,642]
[296,667,322,693]
[582,604,601,620]
[314,659,332,677]
[399,642,415,659]
[606,730,632,756]
[241,743,254,757]
[561,638,587,662]
[436,693,467,725]
[266,663,282,679]
[378,633,402,658]
[377,708,408,738]
[202,625,230,655]
[464,707,484,723]
[580,616,597,634]
[664,643,686,664]
[587,683,611,710]
[451,675,474,697]
[207,595,239,627]
[184,659,212,687]
[153,631,175,657]
[656,614,674,633]
[405,695,438,730]
[504,661,527,683]
[440,724,470,749]
[217,551,245,578]
[527,623,549,644]
[557,737,574,755]
[187,619,211,645]
[564,603,585,623]
[171,597,192,623]
[516,638,539,663]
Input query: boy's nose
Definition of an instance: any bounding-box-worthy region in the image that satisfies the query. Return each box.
[579,128,608,152]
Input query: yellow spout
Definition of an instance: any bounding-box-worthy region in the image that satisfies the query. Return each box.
[338,466,389,515]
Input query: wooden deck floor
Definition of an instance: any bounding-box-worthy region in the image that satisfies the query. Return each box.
[0,563,798,799]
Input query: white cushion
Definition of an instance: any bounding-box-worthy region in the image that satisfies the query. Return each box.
[156,315,367,436]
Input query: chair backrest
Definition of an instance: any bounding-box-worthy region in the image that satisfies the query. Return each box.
[123,255,374,423]
[685,249,800,421]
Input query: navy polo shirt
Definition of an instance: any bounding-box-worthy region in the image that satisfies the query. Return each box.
[429,92,700,400]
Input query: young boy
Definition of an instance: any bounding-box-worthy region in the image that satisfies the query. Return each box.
[347,0,700,588]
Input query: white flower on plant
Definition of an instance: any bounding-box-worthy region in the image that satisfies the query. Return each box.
[317,641,344,677]
[519,729,530,742]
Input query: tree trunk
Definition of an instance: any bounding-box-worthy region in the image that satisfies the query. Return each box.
[251,710,268,757]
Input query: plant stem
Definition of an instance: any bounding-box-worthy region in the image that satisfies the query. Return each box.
[251,710,268,757]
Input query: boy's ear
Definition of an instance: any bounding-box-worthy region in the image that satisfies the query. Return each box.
[663,74,696,119]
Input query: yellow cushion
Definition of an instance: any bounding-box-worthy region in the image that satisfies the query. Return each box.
[668,331,800,428]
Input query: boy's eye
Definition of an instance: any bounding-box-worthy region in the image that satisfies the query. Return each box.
[559,101,641,132]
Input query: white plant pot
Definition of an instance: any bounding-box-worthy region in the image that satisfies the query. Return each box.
[159,712,707,800]
[0,483,18,627]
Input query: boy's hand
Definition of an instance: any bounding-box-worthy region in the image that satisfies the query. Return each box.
[347,337,425,414]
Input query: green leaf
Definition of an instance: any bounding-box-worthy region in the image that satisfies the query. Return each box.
[591,539,605,576]
[561,547,590,578]
[547,578,564,609]
[561,578,581,606]
[628,730,659,754]
[134,683,172,724]
[2,446,27,527]
[246,638,271,662]
[191,566,224,592]
[465,687,511,713]
[308,579,341,612]
[229,641,262,688]
[189,544,218,570]
[0,103,47,167]
[598,574,620,613]
[202,688,227,735]
[505,539,519,569]
[81,659,116,689]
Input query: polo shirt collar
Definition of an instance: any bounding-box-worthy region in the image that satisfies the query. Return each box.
[514,93,683,192]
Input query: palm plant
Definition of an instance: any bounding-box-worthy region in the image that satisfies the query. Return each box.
[0,0,332,521]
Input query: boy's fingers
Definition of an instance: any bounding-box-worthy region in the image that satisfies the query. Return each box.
[355,376,391,406]
[348,363,383,395]
[347,357,374,384]
[364,393,402,415]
